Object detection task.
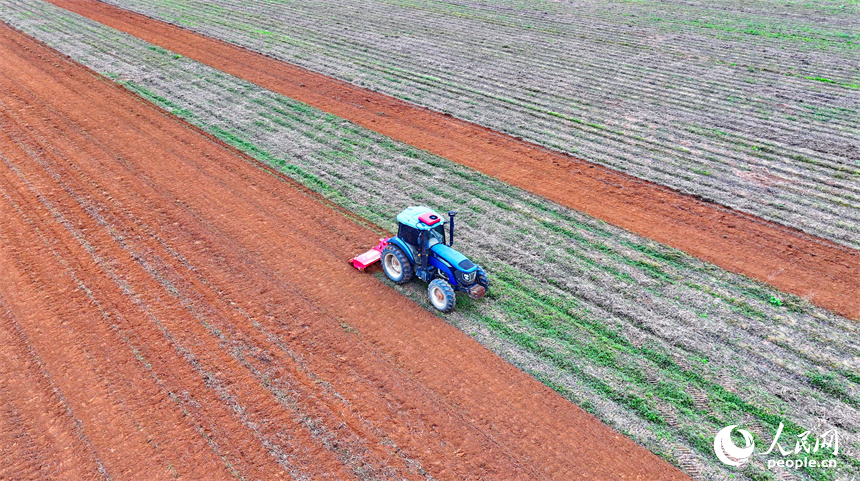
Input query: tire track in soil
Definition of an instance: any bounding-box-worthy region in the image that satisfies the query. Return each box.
[0,22,688,480]
[0,300,108,481]
[0,43,372,481]
[0,128,250,480]
[42,0,859,320]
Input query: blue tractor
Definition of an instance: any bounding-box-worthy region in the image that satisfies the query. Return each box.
[352,206,488,312]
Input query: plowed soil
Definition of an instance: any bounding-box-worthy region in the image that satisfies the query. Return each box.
[43,0,859,320]
[0,23,688,480]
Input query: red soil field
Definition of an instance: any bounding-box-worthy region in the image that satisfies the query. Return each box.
[0,24,688,480]
[44,0,860,320]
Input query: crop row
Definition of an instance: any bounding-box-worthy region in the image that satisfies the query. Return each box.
[2,2,857,480]
[90,0,860,250]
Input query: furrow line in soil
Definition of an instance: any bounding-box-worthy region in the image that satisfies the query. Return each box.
[0,300,106,481]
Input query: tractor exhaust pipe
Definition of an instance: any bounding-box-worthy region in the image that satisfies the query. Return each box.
[448,211,456,246]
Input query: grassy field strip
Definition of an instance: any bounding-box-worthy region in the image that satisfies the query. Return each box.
[575,0,860,56]
[88,0,860,249]
[119,0,860,112]
[3,2,858,480]
[376,0,860,59]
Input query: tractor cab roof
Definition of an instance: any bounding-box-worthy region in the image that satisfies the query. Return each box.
[396,206,445,231]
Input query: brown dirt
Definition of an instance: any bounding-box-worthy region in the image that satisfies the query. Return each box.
[0,23,688,480]
[43,0,859,320]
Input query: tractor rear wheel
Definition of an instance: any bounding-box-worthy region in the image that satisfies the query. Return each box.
[428,279,456,312]
[381,244,413,284]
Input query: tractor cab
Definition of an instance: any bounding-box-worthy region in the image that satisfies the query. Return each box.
[394,206,448,269]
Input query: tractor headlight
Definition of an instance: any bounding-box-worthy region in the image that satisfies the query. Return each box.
[461,271,475,284]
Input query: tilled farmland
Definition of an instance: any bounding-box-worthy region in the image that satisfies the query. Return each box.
[0,1,858,480]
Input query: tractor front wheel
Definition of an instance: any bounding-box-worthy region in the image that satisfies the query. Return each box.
[381,245,414,284]
[428,279,456,312]
[475,265,489,290]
